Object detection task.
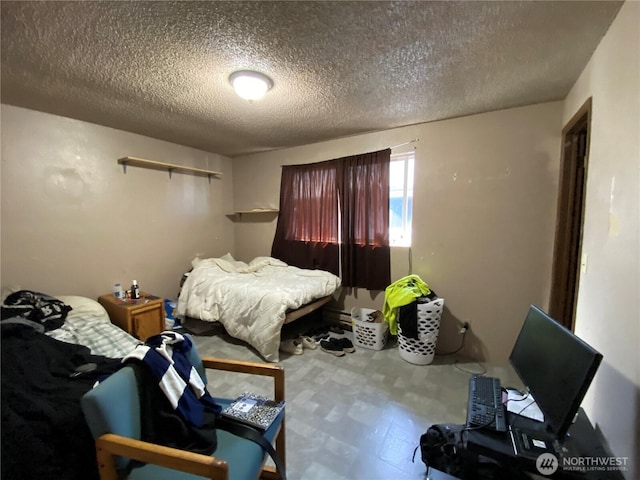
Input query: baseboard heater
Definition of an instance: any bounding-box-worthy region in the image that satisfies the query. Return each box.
[323,307,353,330]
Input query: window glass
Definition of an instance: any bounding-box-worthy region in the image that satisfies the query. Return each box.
[389,152,414,246]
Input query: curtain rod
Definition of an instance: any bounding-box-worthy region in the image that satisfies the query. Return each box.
[390,139,419,150]
[280,139,420,166]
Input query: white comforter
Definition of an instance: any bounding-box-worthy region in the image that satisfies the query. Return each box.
[176,256,341,362]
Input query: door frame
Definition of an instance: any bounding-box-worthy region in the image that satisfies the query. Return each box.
[548,97,592,330]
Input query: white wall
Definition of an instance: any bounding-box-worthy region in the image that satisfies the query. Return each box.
[1,105,235,300]
[232,101,563,364]
[563,2,639,477]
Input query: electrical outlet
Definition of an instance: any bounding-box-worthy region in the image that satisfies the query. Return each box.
[459,322,470,334]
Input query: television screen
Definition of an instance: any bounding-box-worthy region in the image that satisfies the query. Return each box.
[509,305,603,441]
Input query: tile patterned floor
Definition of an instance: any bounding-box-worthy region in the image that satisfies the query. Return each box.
[190,318,520,480]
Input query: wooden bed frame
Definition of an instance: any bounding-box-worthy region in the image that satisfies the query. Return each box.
[182,294,333,335]
[283,295,332,324]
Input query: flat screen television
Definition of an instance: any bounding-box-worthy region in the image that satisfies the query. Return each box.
[509,305,603,442]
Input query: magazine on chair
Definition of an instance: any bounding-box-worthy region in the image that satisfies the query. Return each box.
[220,392,285,431]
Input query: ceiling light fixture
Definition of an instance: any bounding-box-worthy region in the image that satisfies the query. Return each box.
[229,70,273,101]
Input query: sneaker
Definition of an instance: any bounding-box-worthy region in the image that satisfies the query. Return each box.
[320,338,345,357]
[330,324,345,334]
[310,328,330,341]
[297,335,318,350]
[279,339,303,355]
[315,333,330,341]
[334,337,355,353]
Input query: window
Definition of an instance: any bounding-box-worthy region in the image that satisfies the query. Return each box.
[389,152,414,246]
[272,149,391,290]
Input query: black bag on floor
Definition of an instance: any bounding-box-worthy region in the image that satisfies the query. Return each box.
[419,423,466,477]
[418,423,533,479]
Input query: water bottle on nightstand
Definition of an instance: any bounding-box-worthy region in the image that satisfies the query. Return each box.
[114,283,124,300]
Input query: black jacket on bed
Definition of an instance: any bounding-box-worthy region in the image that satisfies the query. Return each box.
[1,323,122,480]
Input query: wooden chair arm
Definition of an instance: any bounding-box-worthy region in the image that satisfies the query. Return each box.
[95,433,228,480]
[201,356,285,402]
[201,356,283,376]
[199,355,287,473]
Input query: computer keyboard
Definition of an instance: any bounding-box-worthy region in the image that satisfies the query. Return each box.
[466,375,507,432]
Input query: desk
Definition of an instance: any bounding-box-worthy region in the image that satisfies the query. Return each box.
[464,408,625,479]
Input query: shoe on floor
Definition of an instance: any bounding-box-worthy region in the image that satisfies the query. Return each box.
[308,326,330,339]
[330,324,345,334]
[298,335,318,350]
[334,337,355,353]
[279,339,303,355]
[311,330,330,341]
[320,338,345,357]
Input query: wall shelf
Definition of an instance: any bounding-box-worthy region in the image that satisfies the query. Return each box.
[226,209,279,220]
[233,209,279,215]
[117,156,223,179]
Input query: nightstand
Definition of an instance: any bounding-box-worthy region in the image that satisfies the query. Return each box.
[98,293,165,341]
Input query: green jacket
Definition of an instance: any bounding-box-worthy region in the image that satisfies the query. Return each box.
[383,275,431,335]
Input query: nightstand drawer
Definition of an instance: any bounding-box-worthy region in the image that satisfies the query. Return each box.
[98,293,165,341]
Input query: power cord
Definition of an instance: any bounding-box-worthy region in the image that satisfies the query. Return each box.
[435,324,468,356]
[454,360,487,375]
[504,391,536,432]
[502,389,531,407]
[435,325,488,374]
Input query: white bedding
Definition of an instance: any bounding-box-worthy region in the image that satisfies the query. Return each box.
[176,256,341,362]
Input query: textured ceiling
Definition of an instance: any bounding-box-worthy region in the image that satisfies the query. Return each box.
[1,1,623,157]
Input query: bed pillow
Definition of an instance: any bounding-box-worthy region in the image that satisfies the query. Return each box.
[55,296,109,322]
[220,252,236,262]
[192,253,243,270]
[1,290,72,331]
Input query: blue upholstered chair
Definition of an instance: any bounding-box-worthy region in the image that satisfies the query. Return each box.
[81,341,285,480]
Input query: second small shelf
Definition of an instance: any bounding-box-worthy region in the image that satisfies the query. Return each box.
[227,209,279,219]
[233,209,279,214]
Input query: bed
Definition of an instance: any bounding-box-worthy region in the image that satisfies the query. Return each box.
[47,295,141,356]
[1,292,141,480]
[176,255,342,362]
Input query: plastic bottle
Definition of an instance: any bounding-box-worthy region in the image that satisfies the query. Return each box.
[131,280,141,300]
[114,283,124,300]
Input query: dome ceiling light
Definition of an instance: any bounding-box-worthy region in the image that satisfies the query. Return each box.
[229,70,273,101]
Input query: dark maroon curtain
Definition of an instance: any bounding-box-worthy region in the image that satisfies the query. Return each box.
[271,149,391,290]
[338,149,391,290]
[271,160,340,275]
